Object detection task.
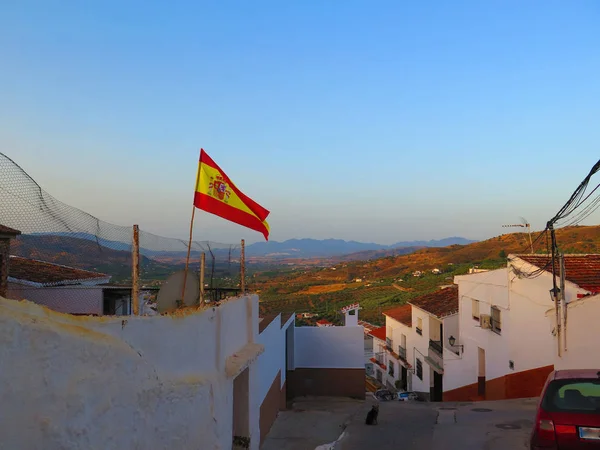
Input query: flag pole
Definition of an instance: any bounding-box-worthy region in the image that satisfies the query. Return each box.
[181,150,202,307]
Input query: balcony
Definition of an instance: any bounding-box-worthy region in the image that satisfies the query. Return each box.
[398,346,407,360]
[429,339,443,357]
[416,327,423,336]
[385,337,393,350]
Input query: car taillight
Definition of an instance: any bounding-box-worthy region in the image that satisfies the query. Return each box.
[536,409,556,442]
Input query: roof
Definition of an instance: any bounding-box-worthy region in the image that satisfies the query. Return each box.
[8,256,110,287]
[409,286,459,319]
[368,326,386,341]
[515,254,600,293]
[552,369,600,380]
[0,224,21,236]
[316,319,333,326]
[383,304,412,327]
[358,320,377,333]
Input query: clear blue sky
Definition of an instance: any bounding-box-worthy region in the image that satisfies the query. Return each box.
[1,1,599,245]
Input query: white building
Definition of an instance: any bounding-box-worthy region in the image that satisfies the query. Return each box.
[406,286,459,401]
[444,254,600,402]
[381,304,413,391]
[378,286,459,401]
[367,325,388,385]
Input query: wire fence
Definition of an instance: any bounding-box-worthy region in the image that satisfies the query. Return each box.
[0,152,243,316]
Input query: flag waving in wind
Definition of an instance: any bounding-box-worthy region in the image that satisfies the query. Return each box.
[193,149,270,240]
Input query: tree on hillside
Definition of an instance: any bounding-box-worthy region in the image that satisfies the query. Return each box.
[498,249,507,259]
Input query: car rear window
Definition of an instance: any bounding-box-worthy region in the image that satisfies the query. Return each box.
[542,379,600,414]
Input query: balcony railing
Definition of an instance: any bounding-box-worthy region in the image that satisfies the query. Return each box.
[416,327,423,336]
[429,339,443,356]
[386,337,393,349]
[398,346,407,360]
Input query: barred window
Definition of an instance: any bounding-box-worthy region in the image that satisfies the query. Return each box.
[416,358,423,380]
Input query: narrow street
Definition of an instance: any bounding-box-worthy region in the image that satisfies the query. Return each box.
[338,397,538,450]
[262,396,538,450]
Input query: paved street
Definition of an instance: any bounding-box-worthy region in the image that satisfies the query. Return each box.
[262,396,539,450]
[338,397,538,450]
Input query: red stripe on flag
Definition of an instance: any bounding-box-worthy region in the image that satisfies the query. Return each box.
[200,149,270,222]
[194,192,269,240]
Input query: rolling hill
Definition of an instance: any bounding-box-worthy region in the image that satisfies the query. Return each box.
[256,225,600,325]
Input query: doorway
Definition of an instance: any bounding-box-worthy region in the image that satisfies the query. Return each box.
[401,366,408,391]
[432,370,443,402]
[478,347,486,397]
[232,367,250,449]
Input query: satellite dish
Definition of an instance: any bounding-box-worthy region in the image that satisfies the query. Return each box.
[156,270,199,313]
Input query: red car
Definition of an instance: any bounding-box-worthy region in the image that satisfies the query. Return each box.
[531,369,600,449]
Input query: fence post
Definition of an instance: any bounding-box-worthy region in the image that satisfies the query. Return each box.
[240,239,246,294]
[200,252,205,304]
[132,225,140,315]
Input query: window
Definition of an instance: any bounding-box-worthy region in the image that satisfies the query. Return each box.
[472,299,480,321]
[491,306,501,334]
[542,379,600,414]
[416,317,423,335]
[388,361,394,377]
[349,309,356,315]
[416,358,423,380]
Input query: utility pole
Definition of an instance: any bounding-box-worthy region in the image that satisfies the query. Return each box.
[548,224,561,358]
[560,253,567,353]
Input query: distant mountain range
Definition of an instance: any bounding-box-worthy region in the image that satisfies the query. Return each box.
[25,233,476,260]
[244,237,476,258]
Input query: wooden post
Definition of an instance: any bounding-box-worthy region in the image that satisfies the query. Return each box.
[200,252,206,304]
[132,224,140,315]
[240,239,246,294]
[181,207,196,307]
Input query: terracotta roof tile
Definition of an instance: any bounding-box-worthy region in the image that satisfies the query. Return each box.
[516,254,600,293]
[316,319,333,326]
[0,224,21,236]
[383,304,412,327]
[368,326,386,341]
[8,256,109,286]
[409,286,459,318]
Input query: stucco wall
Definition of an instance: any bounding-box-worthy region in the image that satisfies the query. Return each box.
[294,326,364,369]
[554,294,600,370]
[0,295,263,450]
[257,313,294,407]
[410,305,431,394]
[6,283,103,315]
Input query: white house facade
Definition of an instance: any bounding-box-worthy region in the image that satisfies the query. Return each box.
[444,254,600,401]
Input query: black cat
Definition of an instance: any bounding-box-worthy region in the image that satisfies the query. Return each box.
[365,404,379,425]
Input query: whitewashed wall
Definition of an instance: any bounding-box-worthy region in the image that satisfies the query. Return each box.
[448,269,511,391]
[552,294,600,370]
[6,283,103,315]
[256,314,294,406]
[294,326,364,369]
[0,295,263,450]
[410,305,431,394]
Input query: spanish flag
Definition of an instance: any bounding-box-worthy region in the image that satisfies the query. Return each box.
[193,149,270,240]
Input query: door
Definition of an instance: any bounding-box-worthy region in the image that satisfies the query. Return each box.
[478,347,486,397]
[401,366,408,391]
[433,371,443,402]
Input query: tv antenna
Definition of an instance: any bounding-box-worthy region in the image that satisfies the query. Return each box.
[502,217,534,253]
